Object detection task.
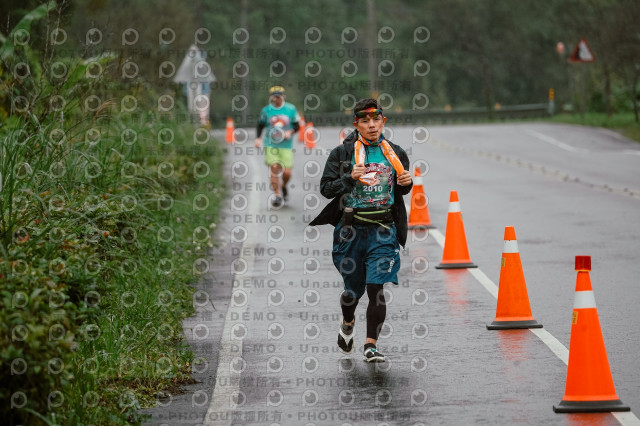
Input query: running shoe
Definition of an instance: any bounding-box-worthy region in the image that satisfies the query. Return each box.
[337,322,355,354]
[272,196,283,208]
[363,346,385,363]
[282,185,288,201]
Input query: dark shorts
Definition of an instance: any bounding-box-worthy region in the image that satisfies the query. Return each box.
[332,221,401,298]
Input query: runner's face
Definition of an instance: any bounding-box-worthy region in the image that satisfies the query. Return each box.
[271,95,284,107]
[354,114,386,141]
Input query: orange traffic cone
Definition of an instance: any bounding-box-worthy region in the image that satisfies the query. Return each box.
[298,116,306,143]
[553,256,630,413]
[225,117,235,144]
[408,167,435,229]
[487,226,542,329]
[435,191,477,269]
[339,128,346,145]
[304,122,317,149]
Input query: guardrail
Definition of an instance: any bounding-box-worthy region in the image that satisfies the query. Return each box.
[295,103,552,127]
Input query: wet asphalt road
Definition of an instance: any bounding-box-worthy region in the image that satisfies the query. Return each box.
[143,122,640,426]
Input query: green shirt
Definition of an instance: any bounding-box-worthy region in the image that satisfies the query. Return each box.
[258,102,300,149]
[347,143,395,209]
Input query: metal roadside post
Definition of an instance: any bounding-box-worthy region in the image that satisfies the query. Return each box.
[556,41,571,113]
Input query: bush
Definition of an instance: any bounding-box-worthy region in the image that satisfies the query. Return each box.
[1,3,225,424]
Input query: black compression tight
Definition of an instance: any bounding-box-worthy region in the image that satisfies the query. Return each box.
[365,285,386,340]
[340,284,386,340]
[340,291,359,323]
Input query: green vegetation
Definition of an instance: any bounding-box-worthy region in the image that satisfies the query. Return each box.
[549,113,640,143]
[3,0,636,127]
[1,0,639,424]
[1,3,225,424]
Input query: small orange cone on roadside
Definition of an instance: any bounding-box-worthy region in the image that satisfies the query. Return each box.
[298,116,306,143]
[408,167,435,229]
[553,256,630,413]
[487,226,542,329]
[225,117,235,144]
[339,128,346,145]
[435,191,477,269]
[304,121,317,149]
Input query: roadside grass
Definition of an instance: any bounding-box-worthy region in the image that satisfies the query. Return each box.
[68,120,226,425]
[0,7,226,422]
[548,112,640,143]
[1,112,226,425]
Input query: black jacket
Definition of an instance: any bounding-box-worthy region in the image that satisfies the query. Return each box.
[309,130,413,247]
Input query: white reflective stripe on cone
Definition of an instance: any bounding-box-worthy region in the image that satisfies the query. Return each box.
[448,202,461,213]
[502,240,519,253]
[414,176,423,185]
[573,290,597,309]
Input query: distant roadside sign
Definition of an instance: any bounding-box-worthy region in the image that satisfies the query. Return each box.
[174,45,216,125]
[174,45,216,84]
[568,38,595,63]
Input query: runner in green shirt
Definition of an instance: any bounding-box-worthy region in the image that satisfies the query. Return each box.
[254,86,301,207]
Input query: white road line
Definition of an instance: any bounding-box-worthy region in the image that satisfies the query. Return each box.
[467,268,499,299]
[525,129,581,153]
[429,226,445,246]
[204,155,260,426]
[426,227,639,425]
[529,328,569,365]
[614,413,640,426]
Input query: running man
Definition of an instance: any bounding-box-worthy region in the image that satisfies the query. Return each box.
[254,86,301,207]
[309,98,413,362]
